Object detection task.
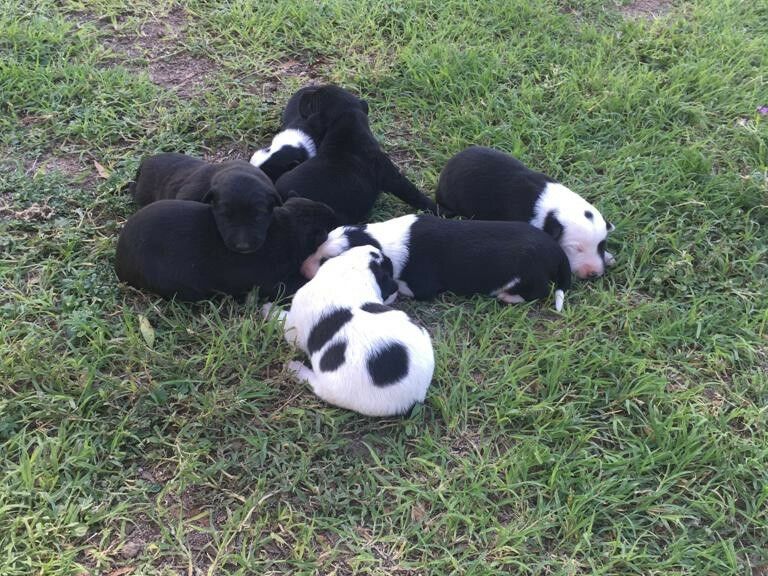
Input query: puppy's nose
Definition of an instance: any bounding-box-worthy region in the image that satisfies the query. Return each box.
[588,271,600,279]
[235,242,252,252]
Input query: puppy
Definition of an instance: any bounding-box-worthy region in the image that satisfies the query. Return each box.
[265,246,434,417]
[250,85,369,182]
[436,146,615,279]
[130,153,280,253]
[274,88,438,224]
[115,197,338,301]
[301,214,571,311]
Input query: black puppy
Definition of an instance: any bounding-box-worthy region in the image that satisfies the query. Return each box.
[274,91,438,224]
[302,214,572,311]
[250,85,369,182]
[129,153,280,253]
[115,197,338,302]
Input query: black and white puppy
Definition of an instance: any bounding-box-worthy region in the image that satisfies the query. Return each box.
[264,246,434,417]
[301,214,571,311]
[436,146,616,279]
[115,197,338,301]
[250,85,369,182]
[273,90,438,224]
[130,153,280,253]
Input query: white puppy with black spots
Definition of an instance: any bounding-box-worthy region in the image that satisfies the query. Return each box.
[436,146,616,279]
[263,246,434,417]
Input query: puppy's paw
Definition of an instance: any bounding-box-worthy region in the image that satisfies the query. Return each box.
[261,302,275,318]
[287,360,313,384]
[604,251,617,267]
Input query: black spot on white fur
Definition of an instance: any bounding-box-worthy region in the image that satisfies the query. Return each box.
[543,211,564,241]
[584,210,593,220]
[307,308,353,354]
[319,340,347,372]
[369,256,398,302]
[345,227,381,250]
[361,302,393,314]
[367,342,409,387]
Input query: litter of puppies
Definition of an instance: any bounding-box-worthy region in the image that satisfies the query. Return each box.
[116,84,615,416]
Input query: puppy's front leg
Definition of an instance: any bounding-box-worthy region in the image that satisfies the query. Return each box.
[604,251,617,267]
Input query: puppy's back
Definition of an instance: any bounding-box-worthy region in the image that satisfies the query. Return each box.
[436,146,551,221]
[132,153,210,207]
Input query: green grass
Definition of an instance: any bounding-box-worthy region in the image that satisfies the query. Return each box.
[1,0,767,574]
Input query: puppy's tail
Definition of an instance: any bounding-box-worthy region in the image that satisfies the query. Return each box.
[554,254,572,312]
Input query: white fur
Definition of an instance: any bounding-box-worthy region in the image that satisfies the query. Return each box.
[530,182,611,279]
[250,128,317,167]
[269,246,434,417]
[300,214,417,280]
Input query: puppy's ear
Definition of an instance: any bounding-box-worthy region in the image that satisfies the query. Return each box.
[543,211,564,241]
[369,256,398,302]
[359,99,369,115]
[298,87,321,118]
[606,221,615,233]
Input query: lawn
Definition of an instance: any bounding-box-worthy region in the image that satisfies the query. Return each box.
[1,0,766,574]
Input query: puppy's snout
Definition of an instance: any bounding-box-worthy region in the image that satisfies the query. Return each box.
[235,241,253,252]
[576,266,603,280]
[300,257,320,279]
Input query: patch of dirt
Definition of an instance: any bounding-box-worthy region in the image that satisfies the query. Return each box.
[619,0,674,20]
[72,7,218,98]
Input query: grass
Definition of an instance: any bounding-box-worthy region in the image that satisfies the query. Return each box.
[1,0,766,574]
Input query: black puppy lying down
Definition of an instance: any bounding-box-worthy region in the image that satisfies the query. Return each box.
[251,84,369,182]
[302,215,572,311]
[274,89,438,224]
[129,153,280,253]
[115,198,338,301]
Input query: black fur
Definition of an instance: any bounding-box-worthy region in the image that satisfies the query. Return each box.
[361,302,393,314]
[319,340,347,372]
[257,146,309,182]
[114,197,338,301]
[367,342,410,387]
[543,211,564,241]
[371,215,571,304]
[436,146,553,222]
[345,227,382,250]
[307,308,354,354]
[282,84,369,128]
[275,87,438,224]
[130,153,280,253]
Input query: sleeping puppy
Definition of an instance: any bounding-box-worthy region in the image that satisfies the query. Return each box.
[115,197,338,301]
[274,88,438,224]
[264,246,434,417]
[436,146,616,279]
[301,214,572,311]
[250,85,369,182]
[130,153,280,253]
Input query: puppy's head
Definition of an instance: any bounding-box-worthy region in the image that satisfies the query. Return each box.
[282,197,340,259]
[540,184,614,279]
[319,246,399,304]
[205,164,281,253]
[251,145,308,182]
[298,85,368,120]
